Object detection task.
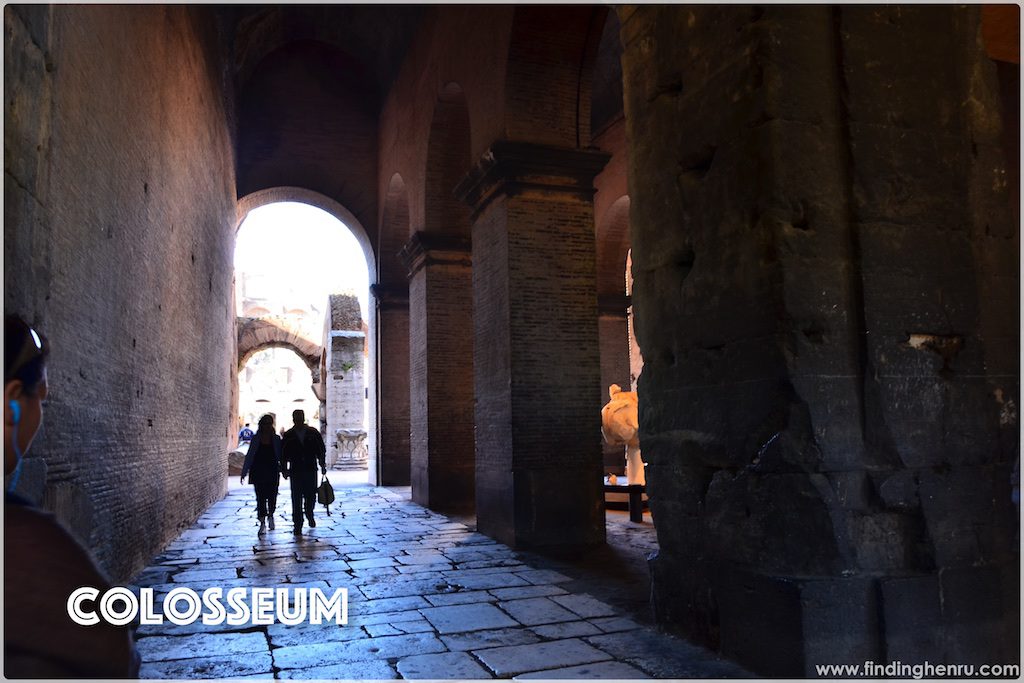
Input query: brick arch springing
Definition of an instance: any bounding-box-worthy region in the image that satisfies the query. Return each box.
[423,82,472,237]
[237,338,323,430]
[596,194,631,296]
[236,318,322,385]
[504,6,609,148]
[379,173,411,286]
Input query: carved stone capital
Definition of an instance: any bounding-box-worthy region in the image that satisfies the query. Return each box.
[398,231,472,279]
[455,140,611,218]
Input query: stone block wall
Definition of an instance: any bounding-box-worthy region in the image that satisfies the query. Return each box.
[325,334,365,430]
[620,4,1018,675]
[323,294,367,464]
[4,6,237,581]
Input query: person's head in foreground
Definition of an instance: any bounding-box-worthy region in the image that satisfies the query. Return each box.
[3,314,141,678]
[5,314,49,488]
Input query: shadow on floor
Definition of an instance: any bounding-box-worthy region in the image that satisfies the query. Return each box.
[389,486,660,628]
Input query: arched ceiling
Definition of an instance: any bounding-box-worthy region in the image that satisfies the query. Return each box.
[592,11,625,137]
[224,5,426,96]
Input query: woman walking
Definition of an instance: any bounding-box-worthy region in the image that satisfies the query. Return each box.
[240,413,282,534]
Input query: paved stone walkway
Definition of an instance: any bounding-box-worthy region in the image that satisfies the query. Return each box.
[132,481,751,679]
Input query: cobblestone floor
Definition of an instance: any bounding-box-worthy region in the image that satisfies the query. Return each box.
[132,478,751,679]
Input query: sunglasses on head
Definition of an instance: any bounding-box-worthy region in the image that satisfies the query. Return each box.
[7,324,44,382]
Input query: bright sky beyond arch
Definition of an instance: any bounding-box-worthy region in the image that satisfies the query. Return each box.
[234,202,370,326]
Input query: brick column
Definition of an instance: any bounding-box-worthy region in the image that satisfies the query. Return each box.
[399,233,474,512]
[371,284,412,486]
[457,141,610,548]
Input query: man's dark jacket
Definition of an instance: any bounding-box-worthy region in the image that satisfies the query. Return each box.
[281,424,327,476]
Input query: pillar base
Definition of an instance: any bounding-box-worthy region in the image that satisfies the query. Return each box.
[477,467,605,548]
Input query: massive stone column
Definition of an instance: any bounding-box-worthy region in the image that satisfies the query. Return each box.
[400,232,475,512]
[457,141,610,548]
[371,283,411,485]
[619,4,1019,675]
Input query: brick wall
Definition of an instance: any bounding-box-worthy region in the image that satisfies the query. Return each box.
[505,6,605,147]
[462,143,609,548]
[237,40,379,247]
[4,5,236,581]
[376,303,411,485]
[407,253,475,512]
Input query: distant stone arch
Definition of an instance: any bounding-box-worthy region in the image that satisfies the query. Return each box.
[423,83,472,238]
[237,317,322,386]
[243,305,274,317]
[379,173,410,286]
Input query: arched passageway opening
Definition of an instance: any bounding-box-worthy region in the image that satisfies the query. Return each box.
[234,198,372,479]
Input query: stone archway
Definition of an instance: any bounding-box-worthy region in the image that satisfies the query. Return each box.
[235,188,377,481]
[237,316,323,395]
[236,187,376,280]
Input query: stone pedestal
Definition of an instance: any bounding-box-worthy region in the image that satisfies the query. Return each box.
[333,428,369,470]
[372,284,411,485]
[457,141,609,548]
[400,232,475,512]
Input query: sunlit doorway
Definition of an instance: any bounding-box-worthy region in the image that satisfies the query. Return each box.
[231,201,370,484]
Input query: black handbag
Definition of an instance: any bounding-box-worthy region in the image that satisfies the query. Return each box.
[317,474,335,515]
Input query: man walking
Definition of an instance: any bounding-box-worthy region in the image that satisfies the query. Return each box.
[281,409,326,535]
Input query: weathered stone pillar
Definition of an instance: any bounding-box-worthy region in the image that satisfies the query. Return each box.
[399,233,474,512]
[619,4,1019,676]
[321,294,366,469]
[457,141,610,548]
[598,293,632,472]
[371,283,411,485]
